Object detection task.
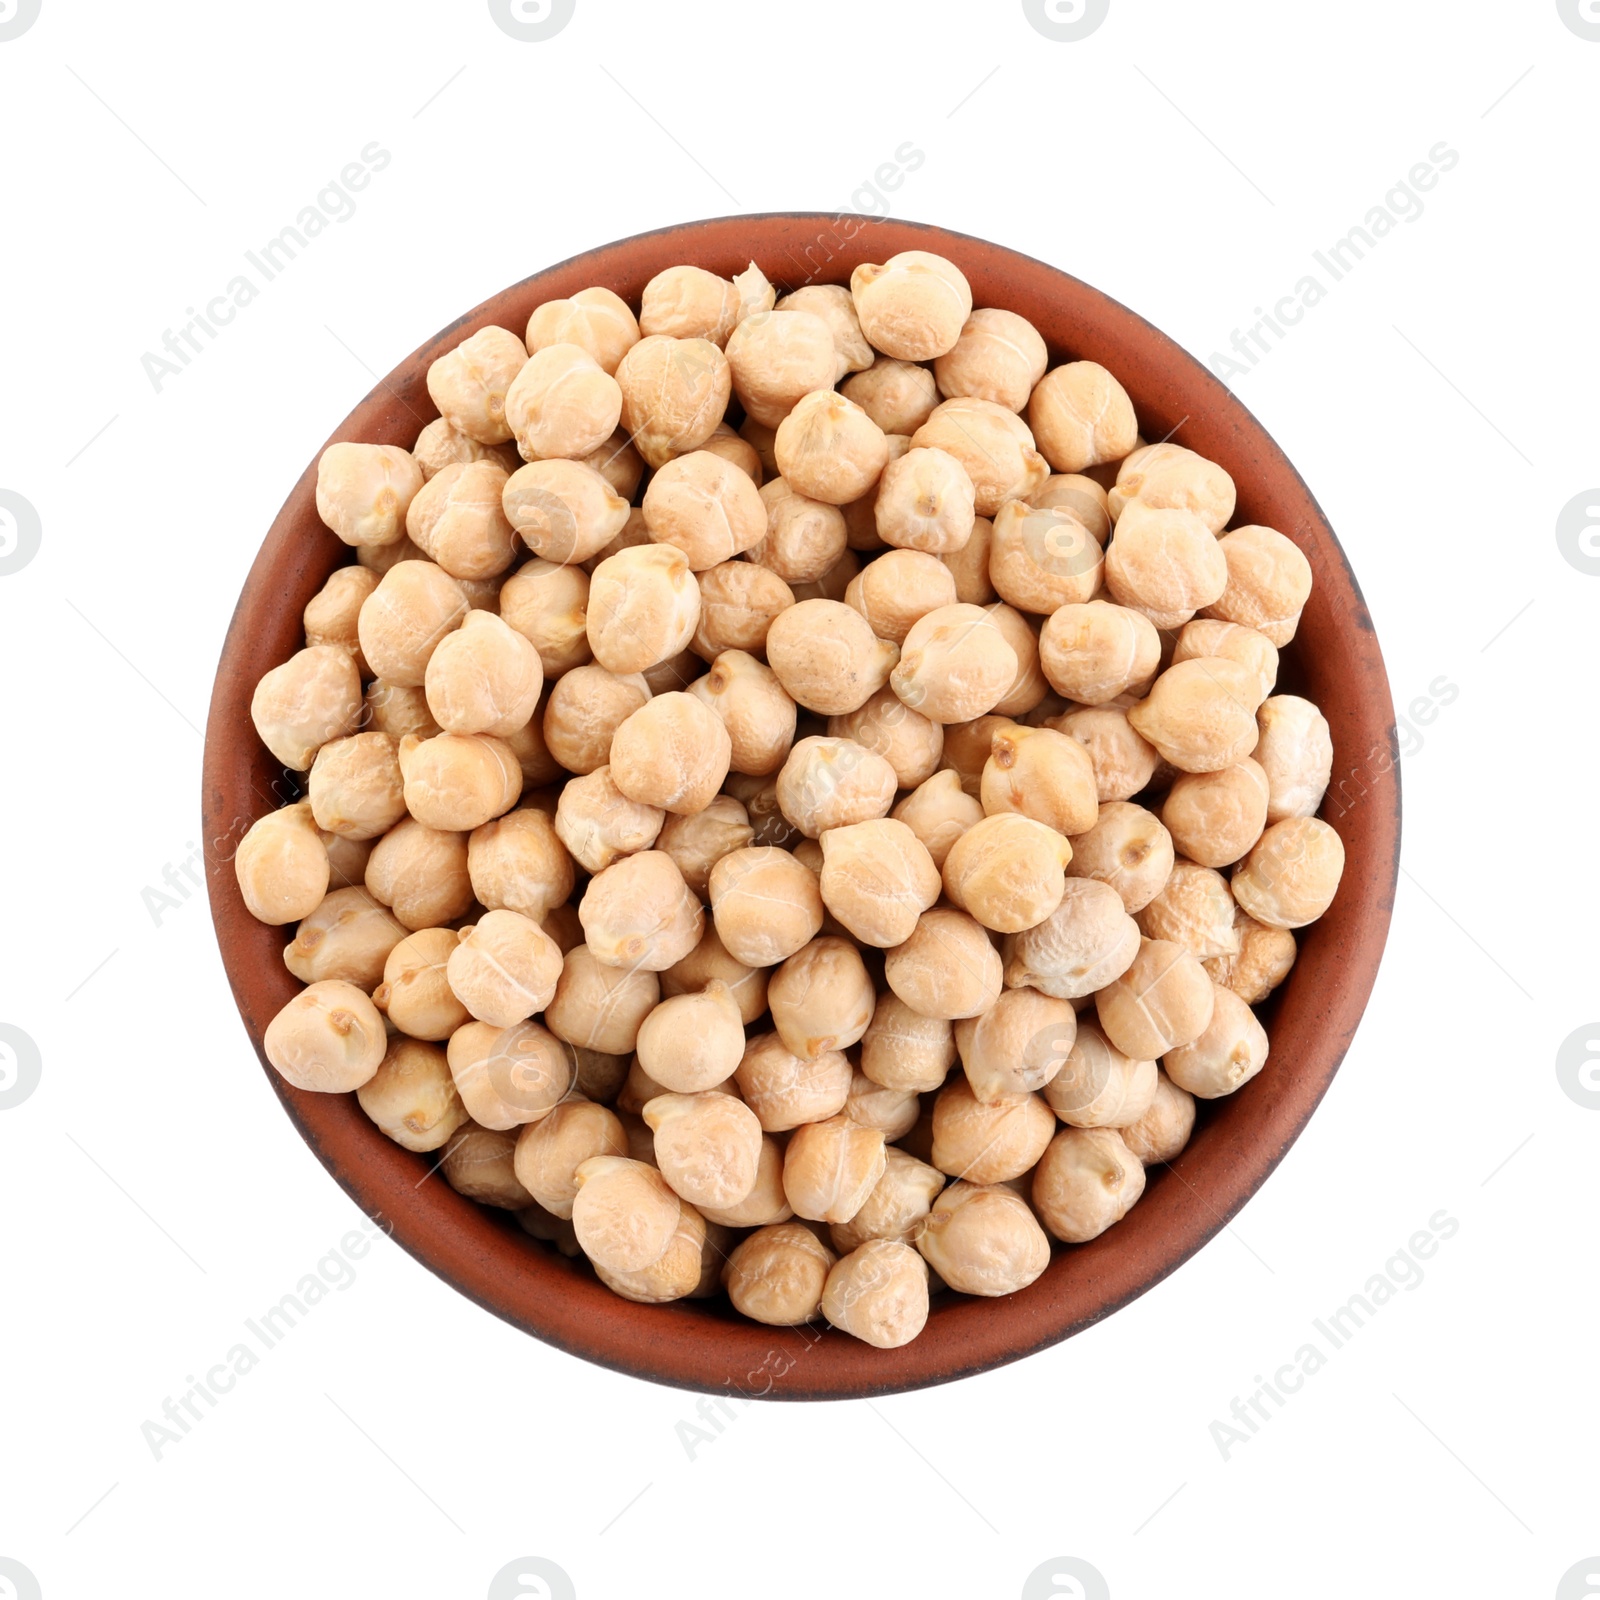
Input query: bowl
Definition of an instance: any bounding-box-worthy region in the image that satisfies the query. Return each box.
[202,214,1399,1399]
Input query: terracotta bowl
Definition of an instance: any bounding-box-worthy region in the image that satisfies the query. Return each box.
[202,215,1399,1399]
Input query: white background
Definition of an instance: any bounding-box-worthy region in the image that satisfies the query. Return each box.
[1,1,1596,1597]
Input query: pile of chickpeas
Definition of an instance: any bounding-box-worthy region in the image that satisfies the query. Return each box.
[242,249,1342,1350]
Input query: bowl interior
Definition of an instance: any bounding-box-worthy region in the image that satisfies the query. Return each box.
[202,214,1399,1399]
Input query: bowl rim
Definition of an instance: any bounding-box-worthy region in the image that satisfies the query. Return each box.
[202,212,1400,1400]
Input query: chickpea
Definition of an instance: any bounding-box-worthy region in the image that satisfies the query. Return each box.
[447,1020,539,1129]
[1204,905,1297,1004]
[737,414,780,478]
[579,849,703,971]
[443,1123,535,1208]
[364,679,442,741]
[885,907,1003,1020]
[305,736,403,848]
[1051,704,1160,803]
[930,1077,1054,1183]
[1096,937,1215,1058]
[414,418,520,483]
[284,886,407,989]
[751,478,850,584]
[1172,619,1278,706]
[735,1033,852,1131]
[571,1155,684,1273]
[891,767,983,870]
[1043,1019,1157,1129]
[541,664,649,775]
[722,771,800,850]
[994,499,1107,614]
[323,834,375,893]
[943,812,1071,934]
[357,1038,470,1152]
[364,817,472,930]
[553,765,663,872]
[836,358,935,437]
[358,561,469,689]
[511,1100,629,1220]
[425,325,526,446]
[1127,658,1263,773]
[315,442,424,547]
[764,600,898,716]
[693,560,793,659]
[689,650,796,777]
[823,1237,929,1347]
[405,460,518,581]
[688,422,759,488]
[643,1091,763,1209]
[774,390,890,506]
[824,693,938,795]
[634,980,745,1094]
[398,732,521,830]
[502,342,622,463]
[372,926,466,1039]
[930,304,1047,410]
[916,1181,1050,1296]
[699,1135,794,1227]
[661,924,769,1023]
[782,1115,887,1225]
[730,259,775,324]
[414,611,543,743]
[1062,801,1175,913]
[890,603,1016,725]
[768,936,875,1060]
[502,458,632,566]
[609,691,732,815]
[304,565,378,673]
[545,945,659,1054]
[1103,500,1228,630]
[1137,862,1241,961]
[1109,442,1235,532]
[657,797,755,896]
[860,445,975,558]
[828,1147,944,1253]
[356,533,428,574]
[1003,877,1140,999]
[641,449,766,569]
[251,644,362,771]
[1161,758,1270,869]
[1162,981,1267,1100]
[640,264,741,347]
[526,286,640,375]
[981,723,1098,838]
[264,979,387,1092]
[910,398,1049,517]
[986,603,1050,718]
[235,800,330,925]
[956,986,1076,1102]
[858,992,954,1094]
[841,550,955,647]
[541,901,585,955]
[1028,473,1112,542]
[1026,361,1138,473]
[1117,1069,1195,1165]
[1254,695,1333,824]
[723,1223,834,1325]
[1231,815,1344,930]
[939,513,996,606]
[615,334,731,468]
[850,250,972,360]
[499,559,593,678]
[443,909,562,1028]
[1039,600,1161,706]
[788,546,861,603]
[1032,1126,1145,1243]
[583,544,701,680]
[1201,525,1313,646]
[725,309,837,428]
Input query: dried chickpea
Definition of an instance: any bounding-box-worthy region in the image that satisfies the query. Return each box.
[363,680,440,743]
[866,445,976,555]
[306,733,404,843]
[1096,937,1215,1058]
[615,334,731,468]
[364,817,472,930]
[689,650,796,776]
[503,343,622,463]
[916,1182,1050,1296]
[251,644,362,771]
[513,1101,629,1219]
[356,533,428,574]
[981,723,1098,838]
[315,443,424,547]
[986,603,1050,718]
[540,901,585,956]
[850,250,972,360]
[499,559,593,677]
[787,546,861,603]
[502,458,631,566]
[815,819,940,949]
[1255,696,1333,823]
[579,849,703,971]
[943,812,1072,934]
[322,834,374,893]
[661,926,769,1025]
[1039,600,1161,705]
[933,307,1049,412]
[304,565,378,672]
[235,800,330,925]
[545,944,660,1055]
[1029,473,1112,542]
[442,1123,534,1208]
[860,992,956,1093]
[284,886,406,989]
[841,356,941,437]
[693,560,793,659]
[774,735,896,839]
[1127,658,1263,773]
[554,765,663,873]
[990,500,1104,613]
[765,601,898,716]
[1205,906,1297,1003]
[1138,862,1241,960]
[1201,525,1313,645]
[771,282,868,374]
[830,1146,946,1252]
[1062,801,1175,913]
[1003,877,1141,999]
[842,1070,920,1143]
[1052,704,1160,803]
[1231,816,1344,929]
[1103,501,1228,629]
[910,398,1049,517]
[891,768,983,870]
[737,415,780,478]
[264,979,387,1092]
[640,265,741,347]
[725,309,837,428]
[699,1136,793,1227]
[1032,1126,1146,1243]
[751,478,850,584]
[784,1115,888,1223]
[446,910,563,1027]
[609,691,732,815]
[823,1237,929,1348]
[586,543,701,675]
[891,603,1017,725]
[406,460,517,581]
[721,772,800,850]
[1118,1069,1195,1165]
[931,1077,1055,1184]
[774,390,890,506]
[956,987,1076,1102]
[541,665,649,775]
[723,1224,834,1325]
[642,449,766,569]
[693,421,761,486]
[398,731,522,831]
[1109,442,1236,532]
[571,1155,683,1273]
[825,692,938,792]
[446,1021,544,1130]
[357,560,469,688]
[767,935,875,1061]
[1161,758,1270,869]
[1165,982,1268,1099]
[842,550,956,645]
[525,286,640,375]
[1043,1019,1157,1129]
[657,797,754,896]
[1172,619,1278,706]
[418,609,543,740]
[374,927,469,1040]
[1027,361,1138,473]
[640,1090,763,1210]
[413,418,520,481]
[636,980,746,1092]
[884,907,1003,1020]
[357,1038,469,1152]
[735,1033,852,1131]
[426,326,527,445]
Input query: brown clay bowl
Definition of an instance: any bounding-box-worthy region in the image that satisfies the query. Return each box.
[202,215,1399,1399]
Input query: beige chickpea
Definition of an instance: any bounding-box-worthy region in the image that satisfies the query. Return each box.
[725,309,837,428]
[413,418,521,481]
[542,902,585,957]
[517,1200,583,1254]
[775,283,873,377]
[1231,816,1344,930]
[933,306,1049,412]
[751,478,850,584]
[503,342,622,463]
[252,644,363,771]
[686,422,761,488]
[1062,801,1175,913]
[693,560,793,659]
[585,543,701,676]
[981,723,1098,838]
[842,549,957,645]
[446,1020,550,1130]
[265,979,387,1092]
[356,532,428,574]
[579,849,703,971]
[787,547,862,604]
[446,910,564,1028]
[1161,759,1270,869]
[541,664,650,775]
[1205,905,1297,1003]
[943,812,1072,934]
[466,804,575,923]
[990,500,1104,614]
[609,691,732,815]
[768,936,875,1060]
[503,458,632,567]
[525,286,640,375]
[1032,1126,1145,1243]
[358,560,469,688]
[284,886,406,989]
[737,414,780,478]
[322,834,374,893]
[1028,473,1113,542]
[815,818,940,948]
[545,944,660,1054]
[636,980,746,1092]
[947,714,1021,795]
[235,800,330,925]
[885,907,1004,1020]
[406,460,518,581]
[1138,862,1241,960]
[315,442,424,547]
[308,733,405,843]
[868,445,978,556]
[916,1182,1051,1296]
[891,768,983,870]
[512,1100,628,1219]
[1165,982,1268,1099]
[657,797,754,896]
[571,1155,683,1273]
[775,735,897,839]
[823,1237,929,1348]
[708,845,823,967]
[1096,937,1215,1058]
[639,264,741,347]
[825,690,939,790]
[661,926,769,1026]
[783,1115,887,1224]
[735,1033,851,1131]
[304,565,378,672]
[419,609,543,739]
[860,991,956,1093]
[642,449,766,569]
[1027,362,1138,473]
[357,1038,469,1152]
[699,1135,793,1227]
[643,1091,763,1209]
[723,1223,834,1324]
[731,260,776,326]
[1003,877,1141,999]
[956,986,1076,1102]
[841,356,941,436]
[764,601,898,717]
[1043,1019,1158,1129]
[553,765,663,871]
[689,650,796,777]
[441,1123,535,1208]
[830,1147,946,1252]
[910,398,1049,516]
[986,603,1050,717]
[1103,501,1228,629]
[890,603,1016,725]
[1255,696,1333,823]
[363,679,441,741]
[1051,704,1160,803]
[850,250,972,360]
[1118,1069,1195,1165]
[364,817,472,930]
[398,732,521,830]
[843,1070,920,1143]
[1201,525,1313,645]
[374,927,468,1040]
[615,335,731,469]
[1127,658,1263,773]
[773,390,890,506]
[499,559,593,678]
[425,325,527,445]
[1039,600,1161,705]
[931,1077,1055,1183]
[1173,618,1278,706]
[1109,442,1236,532]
